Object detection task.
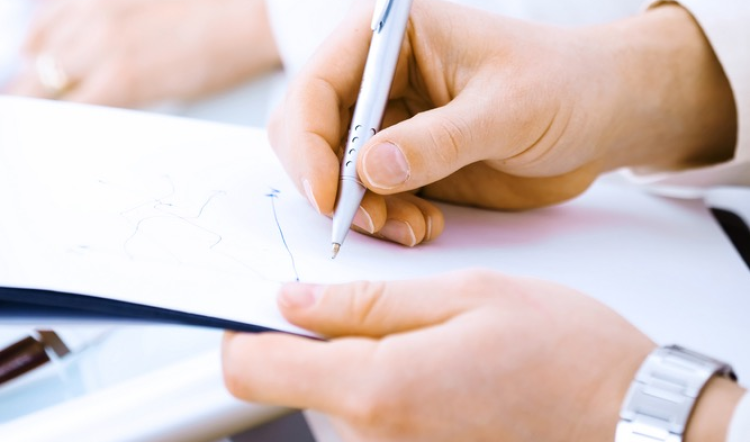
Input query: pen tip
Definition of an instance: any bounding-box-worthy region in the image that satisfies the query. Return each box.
[331,243,340,259]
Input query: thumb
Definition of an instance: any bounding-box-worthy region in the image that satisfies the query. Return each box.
[277,273,473,338]
[357,94,497,194]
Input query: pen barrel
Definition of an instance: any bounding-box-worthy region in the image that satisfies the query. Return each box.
[332,0,413,250]
[340,124,372,180]
[332,177,368,245]
[0,336,50,385]
[339,0,413,180]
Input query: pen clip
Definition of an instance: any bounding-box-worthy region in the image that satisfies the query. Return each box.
[371,0,393,31]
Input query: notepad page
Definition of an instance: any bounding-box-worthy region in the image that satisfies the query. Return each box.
[0,98,306,334]
[1,97,749,378]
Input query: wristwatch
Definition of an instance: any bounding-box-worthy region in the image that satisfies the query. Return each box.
[616,345,737,442]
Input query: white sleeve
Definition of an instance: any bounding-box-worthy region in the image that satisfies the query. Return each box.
[626,1,750,196]
[727,391,750,442]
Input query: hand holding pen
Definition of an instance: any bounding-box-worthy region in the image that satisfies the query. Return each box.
[268,0,735,250]
[269,0,444,252]
[330,0,414,257]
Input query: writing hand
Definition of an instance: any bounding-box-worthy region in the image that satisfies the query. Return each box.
[268,0,734,246]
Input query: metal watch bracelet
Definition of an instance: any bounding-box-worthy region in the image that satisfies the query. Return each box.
[616,345,737,442]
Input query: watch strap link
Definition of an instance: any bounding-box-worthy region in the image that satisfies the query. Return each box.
[616,345,736,442]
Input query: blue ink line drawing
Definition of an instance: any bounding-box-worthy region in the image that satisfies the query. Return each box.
[267,188,300,282]
[116,176,227,259]
[83,173,303,284]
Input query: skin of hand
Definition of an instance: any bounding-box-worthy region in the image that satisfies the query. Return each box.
[222,269,746,441]
[6,0,280,108]
[268,0,736,247]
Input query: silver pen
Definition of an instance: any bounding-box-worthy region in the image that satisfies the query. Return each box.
[331,0,413,259]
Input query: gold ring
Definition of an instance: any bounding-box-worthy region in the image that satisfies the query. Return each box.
[35,54,72,98]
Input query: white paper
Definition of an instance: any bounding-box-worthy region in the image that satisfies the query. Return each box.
[1,97,749,378]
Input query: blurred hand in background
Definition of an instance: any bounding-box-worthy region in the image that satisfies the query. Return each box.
[5,0,280,108]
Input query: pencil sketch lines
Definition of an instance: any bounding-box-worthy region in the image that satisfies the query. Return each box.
[72,168,305,284]
[267,188,300,282]
[100,175,226,260]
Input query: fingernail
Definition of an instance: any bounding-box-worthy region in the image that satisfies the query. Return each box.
[424,215,433,241]
[362,143,409,189]
[379,220,417,247]
[302,178,322,214]
[352,206,375,233]
[278,283,319,309]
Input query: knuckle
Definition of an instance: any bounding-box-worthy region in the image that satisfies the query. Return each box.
[344,377,401,427]
[346,280,388,327]
[426,114,468,166]
[453,268,505,300]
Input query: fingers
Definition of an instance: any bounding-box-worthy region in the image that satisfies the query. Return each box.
[7,54,115,104]
[222,268,477,415]
[22,0,72,54]
[351,191,386,234]
[276,272,476,338]
[221,271,495,424]
[266,1,446,245]
[358,93,498,195]
[268,2,374,216]
[222,331,379,415]
[398,192,444,242]
[62,61,131,107]
[378,196,423,247]
[268,95,344,217]
[420,161,601,210]
[12,0,227,107]
[350,192,444,246]
[10,1,106,101]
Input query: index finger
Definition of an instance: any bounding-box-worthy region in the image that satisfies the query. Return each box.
[268,1,375,216]
[22,0,76,55]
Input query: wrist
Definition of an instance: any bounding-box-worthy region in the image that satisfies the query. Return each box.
[600,4,736,172]
[685,377,745,442]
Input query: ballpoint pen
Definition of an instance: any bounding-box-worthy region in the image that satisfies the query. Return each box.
[330,0,413,259]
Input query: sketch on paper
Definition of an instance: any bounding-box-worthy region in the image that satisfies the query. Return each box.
[116,175,226,259]
[64,156,303,284]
